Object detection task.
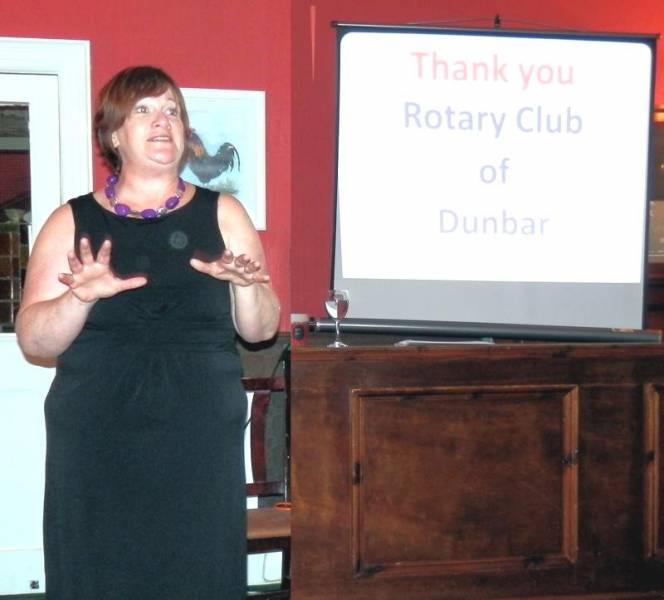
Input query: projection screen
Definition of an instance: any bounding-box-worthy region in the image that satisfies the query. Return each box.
[332,23,657,330]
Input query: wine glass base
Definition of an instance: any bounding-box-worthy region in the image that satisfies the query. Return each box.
[327,340,348,348]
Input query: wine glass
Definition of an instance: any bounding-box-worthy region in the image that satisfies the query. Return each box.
[325,289,349,348]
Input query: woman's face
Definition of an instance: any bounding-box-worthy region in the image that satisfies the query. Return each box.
[113,89,186,173]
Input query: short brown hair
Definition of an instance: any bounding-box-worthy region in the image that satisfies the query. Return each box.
[94,65,190,172]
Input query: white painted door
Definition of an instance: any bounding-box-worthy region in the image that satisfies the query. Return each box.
[0,37,90,596]
[0,72,61,595]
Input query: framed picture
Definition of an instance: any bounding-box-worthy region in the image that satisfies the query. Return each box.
[181,88,266,230]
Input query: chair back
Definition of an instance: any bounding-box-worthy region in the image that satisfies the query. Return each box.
[243,376,289,501]
[243,375,291,598]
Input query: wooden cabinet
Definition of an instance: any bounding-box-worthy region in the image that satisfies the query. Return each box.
[290,344,664,599]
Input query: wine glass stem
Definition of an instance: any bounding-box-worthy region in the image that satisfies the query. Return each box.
[334,318,341,344]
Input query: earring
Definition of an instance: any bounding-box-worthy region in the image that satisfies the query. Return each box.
[111,133,119,148]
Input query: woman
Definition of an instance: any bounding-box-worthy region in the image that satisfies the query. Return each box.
[16,65,280,599]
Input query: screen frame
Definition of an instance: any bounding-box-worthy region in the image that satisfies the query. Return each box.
[331,22,658,333]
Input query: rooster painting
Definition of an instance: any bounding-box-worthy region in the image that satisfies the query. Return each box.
[180,88,265,228]
[187,130,240,185]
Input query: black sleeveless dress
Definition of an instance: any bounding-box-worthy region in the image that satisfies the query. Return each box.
[43,187,247,599]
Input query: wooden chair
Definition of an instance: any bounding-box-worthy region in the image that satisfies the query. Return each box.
[243,376,291,599]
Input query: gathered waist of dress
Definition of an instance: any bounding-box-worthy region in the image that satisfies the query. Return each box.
[73,321,239,350]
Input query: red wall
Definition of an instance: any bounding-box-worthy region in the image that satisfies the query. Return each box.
[0,0,292,329]
[2,0,664,329]
[291,0,664,320]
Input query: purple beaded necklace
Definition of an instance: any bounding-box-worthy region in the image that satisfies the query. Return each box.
[104,174,186,219]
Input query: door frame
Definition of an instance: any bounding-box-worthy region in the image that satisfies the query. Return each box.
[0,37,92,201]
[0,37,91,346]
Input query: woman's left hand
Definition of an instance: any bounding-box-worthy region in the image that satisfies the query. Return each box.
[190,249,270,287]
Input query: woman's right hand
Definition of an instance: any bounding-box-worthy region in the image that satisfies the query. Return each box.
[57,237,147,304]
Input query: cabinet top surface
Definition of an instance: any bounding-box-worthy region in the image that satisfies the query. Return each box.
[291,341,664,363]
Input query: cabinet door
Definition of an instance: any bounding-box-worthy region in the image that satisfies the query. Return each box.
[350,385,578,580]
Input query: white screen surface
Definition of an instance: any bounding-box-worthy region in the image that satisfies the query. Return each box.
[334,25,655,329]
